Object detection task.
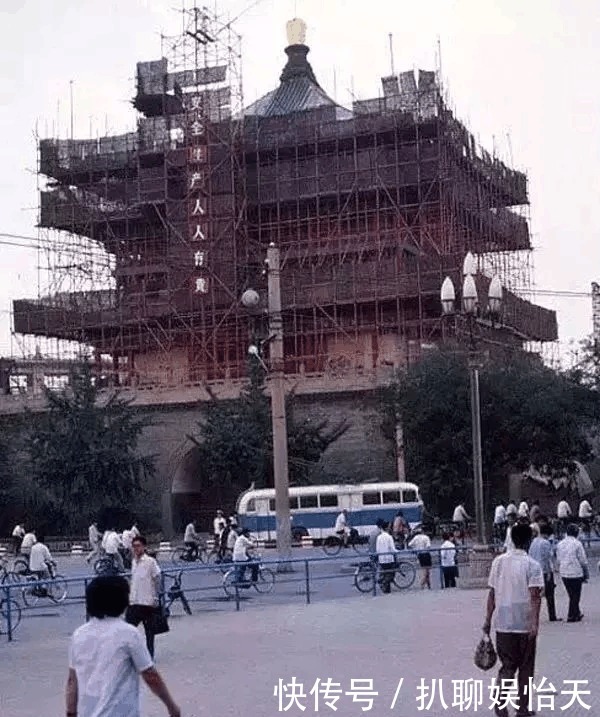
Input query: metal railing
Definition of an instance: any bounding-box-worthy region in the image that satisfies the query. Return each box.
[0,545,470,643]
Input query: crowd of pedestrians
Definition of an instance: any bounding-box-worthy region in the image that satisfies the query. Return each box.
[483,496,593,717]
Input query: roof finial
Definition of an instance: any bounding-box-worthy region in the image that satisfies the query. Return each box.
[286,18,307,46]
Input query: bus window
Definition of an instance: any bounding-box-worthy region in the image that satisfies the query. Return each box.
[299,495,318,509]
[290,496,299,510]
[402,489,417,503]
[362,492,381,505]
[319,494,338,508]
[246,498,256,513]
[269,498,276,512]
[382,490,401,504]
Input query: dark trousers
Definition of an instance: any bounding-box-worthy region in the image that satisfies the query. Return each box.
[543,573,557,621]
[496,632,537,714]
[562,577,583,621]
[184,541,198,560]
[12,536,22,554]
[378,562,395,593]
[126,604,155,658]
[442,565,456,588]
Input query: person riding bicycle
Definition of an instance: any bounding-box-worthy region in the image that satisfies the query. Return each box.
[183,520,202,561]
[334,509,350,546]
[578,498,593,529]
[452,503,471,541]
[29,537,55,581]
[103,527,125,572]
[232,528,259,584]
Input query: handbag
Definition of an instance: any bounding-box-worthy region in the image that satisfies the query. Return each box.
[149,605,170,636]
[474,632,497,671]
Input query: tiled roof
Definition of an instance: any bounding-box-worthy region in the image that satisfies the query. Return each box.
[244,44,352,120]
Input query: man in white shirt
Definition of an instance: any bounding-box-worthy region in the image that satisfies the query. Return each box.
[213,510,226,548]
[493,504,507,543]
[20,530,37,557]
[334,509,349,545]
[483,523,543,717]
[104,528,124,572]
[125,535,162,658]
[233,528,258,583]
[375,522,397,593]
[556,524,588,623]
[517,500,529,519]
[29,537,54,579]
[408,528,433,589]
[183,520,202,560]
[86,521,101,564]
[440,532,458,588]
[556,499,572,536]
[11,523,25,554]
[66,575,180,717]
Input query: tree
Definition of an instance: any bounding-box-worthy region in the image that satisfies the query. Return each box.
[379,350,600,516]
[189,361,349,505]
[24,362,156,534]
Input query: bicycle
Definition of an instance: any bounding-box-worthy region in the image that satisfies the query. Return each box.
[94,550,129,576]
[21,562,68,607]
[170,544,208,565]
[0,597,21,635]
[322,529,369,556]
[222,560,275,598]
[353,558,416,593]
[162,571,192,617]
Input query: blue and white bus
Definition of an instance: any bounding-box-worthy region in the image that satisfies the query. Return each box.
[236,482,423,541]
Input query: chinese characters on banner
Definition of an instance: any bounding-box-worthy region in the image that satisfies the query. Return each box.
[273,677,591,712]
[186,93,209,296]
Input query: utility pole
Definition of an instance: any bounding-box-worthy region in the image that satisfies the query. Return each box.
[266,243,293,566]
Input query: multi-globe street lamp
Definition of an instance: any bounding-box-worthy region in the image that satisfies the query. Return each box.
[440,252,503,546]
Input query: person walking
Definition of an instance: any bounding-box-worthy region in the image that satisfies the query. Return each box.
[408,527,432,589]
[392,510,408,548]
[528,522,560,622]
[213,510,226,552]
[66,575,180,717]
[483,523,543,717]
[529,500,542,524]
[493,503,507,543]
[86,521,101,564]
[440,532,457,588]
[578,498,593,546]
[375,521,397,594]
[125,535,162,658]
[517,499,529,519]
[556,523,588,623]
[505,501,518,519]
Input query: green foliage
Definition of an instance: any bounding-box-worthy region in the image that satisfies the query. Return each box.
[380,351,600,516]
[189,361,349,499]
[24,362,155,534]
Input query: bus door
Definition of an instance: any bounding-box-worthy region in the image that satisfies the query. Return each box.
[349,490,364,534]
[254,498,270,540]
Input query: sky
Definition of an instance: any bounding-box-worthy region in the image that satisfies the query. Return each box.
[1,0,599,362]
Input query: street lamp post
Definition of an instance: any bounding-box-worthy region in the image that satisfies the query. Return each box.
[241,244,292,566]
[441,253,503,547]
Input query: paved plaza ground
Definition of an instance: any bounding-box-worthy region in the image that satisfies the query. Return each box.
[1,571,598,717]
